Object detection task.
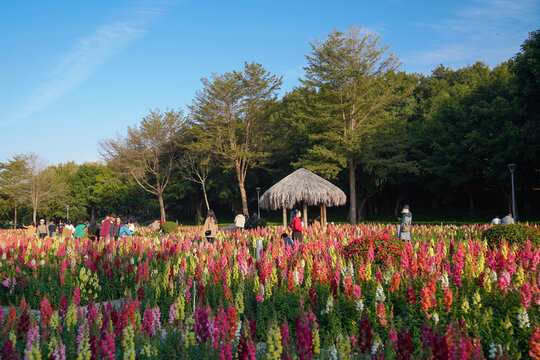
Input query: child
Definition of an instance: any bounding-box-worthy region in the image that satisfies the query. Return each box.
[281,233,294,248]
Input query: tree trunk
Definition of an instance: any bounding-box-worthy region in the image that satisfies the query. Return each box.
[201,183,210,211]
[349,160,357,224]
[196,200,203,226]
[394,195,403,216]
[303,203,308,226]
[238,180,249,217]
[13,203,17,229]
[357,196,368,221]
[33,207,37,224]
[157,192,166,221]
[282,207,287,227]
[468,191,475,216]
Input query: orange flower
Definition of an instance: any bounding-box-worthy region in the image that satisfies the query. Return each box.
[444,289,453,313]
[377,302,388,328]
[531,327,540,360]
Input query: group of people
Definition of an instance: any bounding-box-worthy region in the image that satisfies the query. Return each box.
[491,214,515,225]
[199,204,516,249]
[23,214,137,241]
[96,214,136,241]
[233,212,260,231]
[26,219,87,239]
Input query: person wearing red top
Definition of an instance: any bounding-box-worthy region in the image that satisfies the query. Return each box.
[289,210,304,242]
[99,215,112,241]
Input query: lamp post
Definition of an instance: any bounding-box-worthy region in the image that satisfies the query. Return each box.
[256,187,261,218]
[66,205,70,222]
[508,163,516,220]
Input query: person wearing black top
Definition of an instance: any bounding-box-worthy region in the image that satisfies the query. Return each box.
[87,220,98,241]
[48,220,57,238]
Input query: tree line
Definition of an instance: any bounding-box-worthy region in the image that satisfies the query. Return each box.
[1,27,538,227]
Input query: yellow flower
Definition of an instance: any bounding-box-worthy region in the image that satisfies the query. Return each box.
[122,325,136,360]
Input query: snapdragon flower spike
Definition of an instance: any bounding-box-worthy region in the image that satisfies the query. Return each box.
[296,311,314,360]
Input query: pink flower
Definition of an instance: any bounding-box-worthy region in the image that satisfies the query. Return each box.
[73,287,81,307]
[521,283,532,309]
[498,270,511,292]
[101,332,115,360]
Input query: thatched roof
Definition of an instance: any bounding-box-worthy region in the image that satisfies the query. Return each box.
[259,168,347,210]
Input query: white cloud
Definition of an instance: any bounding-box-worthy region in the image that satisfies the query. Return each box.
[404,0,540,74]
[0,2,171,127]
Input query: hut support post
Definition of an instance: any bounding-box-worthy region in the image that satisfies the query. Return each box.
[320,204,327,227]
[303,203,308,227]
[282,207,287,227]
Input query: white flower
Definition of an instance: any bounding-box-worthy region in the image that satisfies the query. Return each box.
[328,346,337,360]
[432,312,439,324]
[375,284,386,302]
[441,271,449,289]
[490,270,498,283]
[348,264,355,279]
[30,259,36,267]
[2,253,6,260]
[130,257,134,265]
[384,269,392,284]
[322,296,334,314]
[294,270,300,286]
[235,321,242,341]
[518,306,530,328]
[489,343,503,359]
[356,300,364,312]
[40,260,45,266]
[371,340,382,355]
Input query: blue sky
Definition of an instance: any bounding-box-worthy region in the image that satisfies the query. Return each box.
[1,0,538,165]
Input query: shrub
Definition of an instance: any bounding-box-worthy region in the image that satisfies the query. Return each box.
[254,218,268,228]
[342,233,405,266]
[482,224,540,245]
[161,221,178,234]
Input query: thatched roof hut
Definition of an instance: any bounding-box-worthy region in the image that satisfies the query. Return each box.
[259,168,346,226]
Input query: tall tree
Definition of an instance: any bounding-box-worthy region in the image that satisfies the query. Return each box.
[299,27,415,222]
[24,154,65,224]
[100,109,184,221]
[179,152,211,212]
[189,62,282,216]
[0,154,31,228]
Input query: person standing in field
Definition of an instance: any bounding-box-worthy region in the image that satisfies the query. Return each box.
[37,219,48,239]
[74,221,86,239]
[87,220,98,241]
[57,221,64,237]
[109,214,116,240]
[113,217,122,240]
[234,212,246,230]
[290,210,304,242]
[23,222,36,238]
[62,222,73,238]
[100,215,111,240]
[398,205,413,243]
[202,210,218,243]
[48,220,57,238]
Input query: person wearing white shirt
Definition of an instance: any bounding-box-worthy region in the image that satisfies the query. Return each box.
[491,216,501,225]
[501,214,515,224]
[234,213,246,230]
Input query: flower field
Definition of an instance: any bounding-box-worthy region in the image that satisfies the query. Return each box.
[0,224,539,359]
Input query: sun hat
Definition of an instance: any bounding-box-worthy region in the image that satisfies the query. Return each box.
[401,205,410,214]
[40,219,45,222]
